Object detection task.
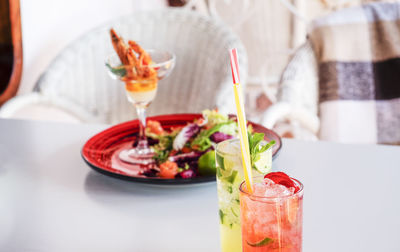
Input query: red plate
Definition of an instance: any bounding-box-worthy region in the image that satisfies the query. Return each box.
[81,114,282,185]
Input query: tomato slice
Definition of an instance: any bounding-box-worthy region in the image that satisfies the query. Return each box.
[147,120,164,135]
[159,161,179,179]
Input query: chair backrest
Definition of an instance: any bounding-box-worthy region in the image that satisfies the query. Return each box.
[274,2,400,144]
[35,9,247,124]
[278,41,318,115]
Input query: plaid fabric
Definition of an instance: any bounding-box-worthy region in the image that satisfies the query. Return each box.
[309,1,400,144]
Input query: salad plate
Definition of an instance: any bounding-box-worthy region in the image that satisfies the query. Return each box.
[81,113,282,185]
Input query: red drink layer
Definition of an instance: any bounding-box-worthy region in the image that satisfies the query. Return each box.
[239,174,303,252]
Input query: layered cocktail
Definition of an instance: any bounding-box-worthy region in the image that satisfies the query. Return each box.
[106,29,175,166]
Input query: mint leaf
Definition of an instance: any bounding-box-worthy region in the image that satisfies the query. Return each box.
[251,133,264,147]
[105,63,126,77]
[259,140,276,153]
[246,237,274,247]
[248,132,275,169]
[219,209,225,224]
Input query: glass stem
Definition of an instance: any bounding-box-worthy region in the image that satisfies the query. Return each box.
[135,106,148,150]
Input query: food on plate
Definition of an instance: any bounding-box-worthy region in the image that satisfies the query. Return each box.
[159,161,179,179]
[140,109,275,180]
[109,28,158,105]
[198,150,217,176]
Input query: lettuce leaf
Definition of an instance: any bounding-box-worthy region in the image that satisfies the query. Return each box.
[218,122,237,136]
[202,109,229,127]
[153,135,174,164]
[191,122,236,151]
[173,123,200,150]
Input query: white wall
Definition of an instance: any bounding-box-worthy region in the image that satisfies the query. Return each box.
[19,0,166,94]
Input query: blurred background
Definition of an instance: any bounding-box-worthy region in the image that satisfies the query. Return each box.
[1,0,395,144]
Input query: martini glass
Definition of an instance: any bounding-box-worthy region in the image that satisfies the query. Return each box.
[106,50,175,166]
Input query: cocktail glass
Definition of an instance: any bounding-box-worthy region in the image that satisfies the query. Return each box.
[106,50,175,165]
[215,139,272,252]
[239,176,304,252]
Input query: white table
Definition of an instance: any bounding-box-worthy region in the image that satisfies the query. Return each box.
[1,119,400,251]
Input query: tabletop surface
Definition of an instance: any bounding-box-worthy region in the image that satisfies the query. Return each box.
[1,118,400,252]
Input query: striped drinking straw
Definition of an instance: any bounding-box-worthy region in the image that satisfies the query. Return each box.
[229,48,253,193]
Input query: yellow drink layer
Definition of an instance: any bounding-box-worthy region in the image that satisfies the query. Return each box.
[220,223,242,252]
[216,141,243,252]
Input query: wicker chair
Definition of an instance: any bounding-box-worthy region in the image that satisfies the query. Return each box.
[261,41,320,140]
[262,1,400,144]
[0,9,247,124]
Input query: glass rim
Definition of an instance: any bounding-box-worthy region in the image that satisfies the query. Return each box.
[106,49,176,69]
[215,138,240,157]
[239,175,304,200]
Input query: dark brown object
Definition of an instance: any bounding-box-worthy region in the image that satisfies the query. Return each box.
[167,0,187,7]
[0,0,23,105]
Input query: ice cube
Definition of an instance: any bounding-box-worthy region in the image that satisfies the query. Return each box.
[263,178,275,186]
[250,179,296,198]
[253,183,267,196]
[264,183,294,198]
[222,139,240,155]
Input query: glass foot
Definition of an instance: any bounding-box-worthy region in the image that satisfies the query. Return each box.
[119,147,155,165]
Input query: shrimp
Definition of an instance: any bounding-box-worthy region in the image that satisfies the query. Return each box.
[110,29,137,79]
[110,29,129,65]
[128,40,152,66]
[110,29,156,80]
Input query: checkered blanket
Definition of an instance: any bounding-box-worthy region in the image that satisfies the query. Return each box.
[309,1,400,144]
